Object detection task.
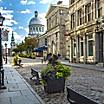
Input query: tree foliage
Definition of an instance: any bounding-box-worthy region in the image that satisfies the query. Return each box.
[24,37,38,49]
[13,36,38,53]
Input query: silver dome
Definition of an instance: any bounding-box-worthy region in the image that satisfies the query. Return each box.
[29,18,43,25]
[29,11,43,26]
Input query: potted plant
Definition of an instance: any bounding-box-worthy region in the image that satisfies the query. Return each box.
[41,54,71,94]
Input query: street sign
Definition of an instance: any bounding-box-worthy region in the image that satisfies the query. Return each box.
[2,29,9,41]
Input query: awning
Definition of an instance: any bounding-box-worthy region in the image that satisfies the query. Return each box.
[34,45,48,52]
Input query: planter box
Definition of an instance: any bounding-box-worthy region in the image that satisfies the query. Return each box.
[44,77,65,94]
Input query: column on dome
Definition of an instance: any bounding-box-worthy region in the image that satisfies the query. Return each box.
[33,26,35,34]
[36,26,38,33]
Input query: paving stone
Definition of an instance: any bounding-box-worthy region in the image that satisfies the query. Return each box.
[17,83,29,90]
[2,63,44,104]
[0,97,11,104]
[20,89,34,96]
[11,96,40,104]
[7,83,19,91]
[0,90,22,98]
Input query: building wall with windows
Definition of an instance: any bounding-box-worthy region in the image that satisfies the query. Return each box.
[66,0,104,64]
[45,3,69,57]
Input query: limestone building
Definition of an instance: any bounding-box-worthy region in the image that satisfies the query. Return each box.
[66,0,104,64]
[45,2,69,57]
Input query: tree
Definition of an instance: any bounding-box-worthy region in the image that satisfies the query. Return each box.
[24,37,38,51]
[12,36,38,54]
[16,42,26,52]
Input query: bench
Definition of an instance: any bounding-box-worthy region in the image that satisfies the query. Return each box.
[66,86,99,104]
[30,68,41,85]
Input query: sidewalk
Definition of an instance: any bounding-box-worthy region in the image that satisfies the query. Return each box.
[0,64,45,104]
[61,59,104,72]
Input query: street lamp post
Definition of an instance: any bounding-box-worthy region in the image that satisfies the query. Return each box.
[0,13,6,89]
[5,43,7,64]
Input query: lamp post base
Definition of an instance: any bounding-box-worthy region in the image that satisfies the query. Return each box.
[0,85,6,89]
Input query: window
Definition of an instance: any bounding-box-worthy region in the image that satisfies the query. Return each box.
[36,27,38,32]
[88,34,93,56]
[88,40,93,56]
[85,3,91,22]
[42,26,44,32]
[77,8,84,26]
[71,0,75,4]
[39,27,41,32]
[45,38,47,45]
[97,0,102,18]
[80,37,84,56]
[81,42,84,56]
[56,32,58,40]
[71,13,75,29]
[33,27,36,32]
[73,39,76,56]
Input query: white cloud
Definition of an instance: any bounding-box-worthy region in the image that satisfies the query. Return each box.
[28,1,35,5]
[13,32,25,43]
[20,0,27,5]
[24,27,29,34]
[4,19,18,26]
[0,8,18,26]
[40,0,69,5]
[20,9,31,14]
[20,0,35,5]
[9,3,12,6]
[18,26,24,29]
[40,0,53,4]
[39,12,47,31]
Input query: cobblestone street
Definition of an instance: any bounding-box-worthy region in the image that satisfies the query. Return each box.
[66,67,104,104]
[12,58,104,104]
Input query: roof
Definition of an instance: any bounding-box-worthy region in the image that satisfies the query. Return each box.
[34,45,48,52]
[29,11,44,26]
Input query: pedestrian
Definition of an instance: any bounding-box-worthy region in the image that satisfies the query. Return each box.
[57,53,61,59]
[46,53,52,64]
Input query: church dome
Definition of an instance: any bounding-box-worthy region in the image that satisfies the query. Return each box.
[29,11,43,26]
[28,11,45,37]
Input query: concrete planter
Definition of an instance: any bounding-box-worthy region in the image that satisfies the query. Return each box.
[44,77,65,94]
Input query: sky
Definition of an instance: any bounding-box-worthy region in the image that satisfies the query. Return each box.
[0,0,69,48]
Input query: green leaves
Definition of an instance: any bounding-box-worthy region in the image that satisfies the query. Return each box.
[55,62,71,78]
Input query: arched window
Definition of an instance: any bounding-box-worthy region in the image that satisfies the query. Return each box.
[36,27,38,32]
[39,27,41,32]
[33,27,36,32]
[42,26,44,32]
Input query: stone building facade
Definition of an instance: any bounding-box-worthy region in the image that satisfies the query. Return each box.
[65,0,104,64]
[38,33,47,47]
[45,3,69,57]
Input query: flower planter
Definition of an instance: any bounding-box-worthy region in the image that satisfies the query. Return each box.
[44,77,65,94]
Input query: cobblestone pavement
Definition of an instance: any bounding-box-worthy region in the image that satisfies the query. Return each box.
[66,67,104,104]
[12,61,104,104]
